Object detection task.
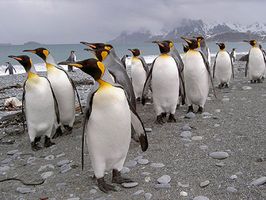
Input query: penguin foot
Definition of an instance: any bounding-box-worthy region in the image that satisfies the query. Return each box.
[31,142,42,151]
[64,125,73,135]
[197,106,203,114]
[225,83,229,88]
[112,169,133,184]
[35,136,41,143]
[44,136,55,148]
[187,105,194,113]
[257,78,263,83]
[52,127,63,139]
[218,84,223,89]
[156,114,165,125]
[136,97,141,103]
[97,177,117,193]
[162,112,167,119]
[167,114,176,123]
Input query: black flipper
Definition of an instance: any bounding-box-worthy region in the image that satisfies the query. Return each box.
[22,81,26,133]
[138,56,149,75]
[199,51,216,98]
[245,51,250,77]
[142,58,157,105]
[213,52,219,79]
[81,82,100,170]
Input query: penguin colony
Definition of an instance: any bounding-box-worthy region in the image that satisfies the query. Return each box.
[5,38,265,193]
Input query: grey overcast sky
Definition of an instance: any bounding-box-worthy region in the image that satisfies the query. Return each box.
[0,0,265,44]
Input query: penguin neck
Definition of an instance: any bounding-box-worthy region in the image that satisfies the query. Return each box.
[45,54,58,69]
[252,45,258,49]
[219,49,226,52]
[161,53,169,56]
[97,79,112,89]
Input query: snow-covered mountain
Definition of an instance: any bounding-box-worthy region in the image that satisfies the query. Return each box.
[109,19,266,43]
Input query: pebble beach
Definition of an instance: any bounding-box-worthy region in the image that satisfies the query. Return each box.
[0,57,265,200]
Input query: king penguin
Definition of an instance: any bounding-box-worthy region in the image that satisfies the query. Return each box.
[230,48,236,62]
[23,48,82,137]
[182,37,215,113]
[80,42,137,110]
[213,43,234,88]
[67,55,148,193]
[8,55,59,151]
[128,48,149,101]
[244,40,266,83]
[142,41,180,124]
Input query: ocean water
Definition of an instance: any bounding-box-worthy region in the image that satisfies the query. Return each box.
[0,42,264,76]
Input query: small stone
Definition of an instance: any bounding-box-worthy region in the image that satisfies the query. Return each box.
[38,164,55,172]
[124,160,137,168]
[180,131,192,138]
[144,128,152,132]
[180,191,188,196]
[212,116,219,119]
[1,158,12,164]
[250,177,266,186]
[134,156,143,161]
[56,183,67,187]
[230,175,237,180]
[16,187,35,194]
[67,198,80,200]
[27,157,36,164]
[242,86,252,90]
[41,171,54,179]
[227,186,237,193]
[185,112,196,119]
[192,136,203,141]
[150,163,165,168]
[193,196,210,200]
[157,175,171,184]
[222,98,230,102]
[144,193,152,200]
[57,160,70,167]
[0,166,10,173]
[121,182,138,188]
[182,125,192,131]
[215,109,221,113]
[178,182,189,188]
[215,162,225,167]
[138,159,149,165]
[121,167,130,174]
[142,172,151,176]
[214,124,220,128]
[145,176,151,182]
[200,145,208,150]
[210,152,229,159]
[60,163,73,173]
[89,189,97,194]
[7,150,19,155]
[56,153,65,158]
[133,190,144,195]
[202,112,211,116]
[200,180,210,187]
[154,183,171,189]
[44,155,55,160]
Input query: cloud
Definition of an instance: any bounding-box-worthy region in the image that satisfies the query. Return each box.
[0,0,265,44]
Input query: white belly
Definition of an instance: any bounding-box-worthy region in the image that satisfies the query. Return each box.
[215,51,232,84]
[47,68,75,126]
[86,86,131,178]
[25,77,56,141]
[131,58,146,98]
[248,48,265,80]
[184,51,209,107]
[152,55,179,115]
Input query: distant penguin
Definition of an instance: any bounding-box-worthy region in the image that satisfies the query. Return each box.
[66,50,76,72]
[194,36,211,66]
[244,40,266,83]
[5,62,16,75]
[182,37,215,113]
[213,43,234,88]
[24,48,82,137]
[9,55,59,151]
[230,48,236,62]
[67,57,148,193]
[80,42,137,110]
[121,54,130,69]
[142,41,180,124]
[128,48,149,100]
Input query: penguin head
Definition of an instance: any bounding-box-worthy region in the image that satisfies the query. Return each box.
[71,50,75,54]
[6,62,10,64]
[181,37,199,50]
[163,40,174,49]
[244,40,257,46]
[194,36,204,41]
[84,48,110,62]
[216,43,226,50]
[152,41,170,54]
[128,49,141,56]
[183,44,189,53]
[8,55,32,72]
[80,42,106,49]
[23,48,49,61]
[67,58,105,81]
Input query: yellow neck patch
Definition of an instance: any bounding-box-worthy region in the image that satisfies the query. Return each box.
[101,51,108,61]
[98,79,113,91]
[161,53,170,57]
[43,50,49,60]
[97,61,105,78]
[46,63,56,69]
[219,49,226,52]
